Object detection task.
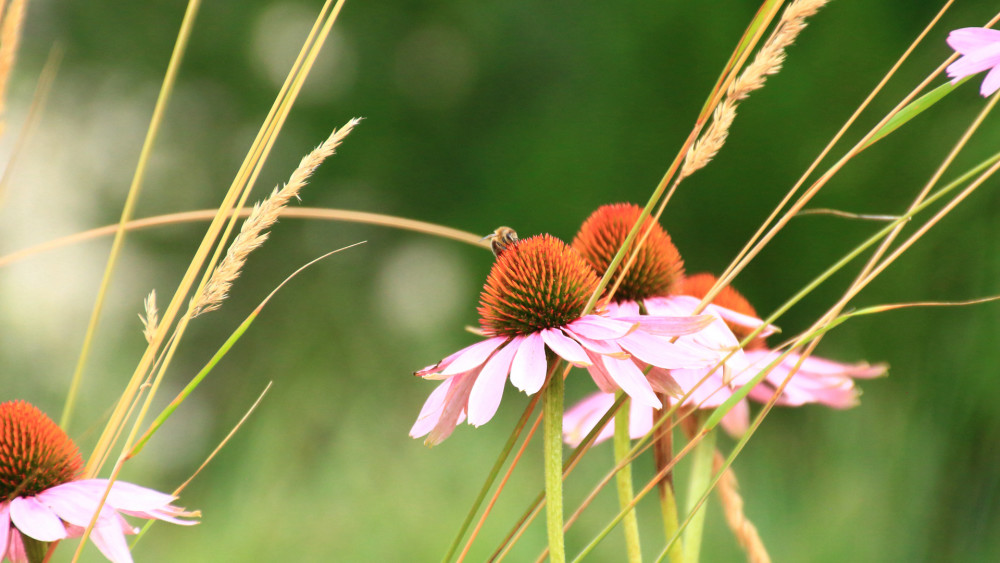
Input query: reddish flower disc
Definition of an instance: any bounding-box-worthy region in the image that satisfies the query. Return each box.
[572,203,684,302]
[0,401,83,498]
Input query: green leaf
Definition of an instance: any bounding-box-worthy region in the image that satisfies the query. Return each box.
[862,76,970,150]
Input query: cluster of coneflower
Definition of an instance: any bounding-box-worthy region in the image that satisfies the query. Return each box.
[411,203,884,446]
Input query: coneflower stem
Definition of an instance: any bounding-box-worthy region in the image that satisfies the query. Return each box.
[543,363,566,563]
[652,403,684,563]
[682,414,716,563]
[613,393,643,563]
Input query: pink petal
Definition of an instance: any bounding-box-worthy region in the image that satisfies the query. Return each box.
[427,371,478,445]
[563,393,616,447]
[947,42,1000,79]
[414,347,465,377]
[90,522,134,563]
[569,332,629,356]
[706,303,777,337]
[617,331,715,369]
[410,377,456,439]
[605,300,641,317]
[719,399,750,437]
[584,349,619,393]
[620,314,714,336]
[567,316,637,340]
[467,341,518,426]
[510,333,548,394]
[601,355,661,408]
[981,63,1000,96]
[646,367,682,396]
[36,483,119,528]
[9,497,67,542]
[0,503,10,558]
[440,337,507,376]
[6,528,26,563]
[947,27,1000,54]
[541,329,591,366]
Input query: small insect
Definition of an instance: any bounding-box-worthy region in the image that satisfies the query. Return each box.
[481,226,519,258]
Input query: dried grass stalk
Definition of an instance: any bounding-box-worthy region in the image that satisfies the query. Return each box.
[714,451,771,563]
[680,0,829,180]
[139,290,159,343]
[191,117,361,316]
[0,0,27,136]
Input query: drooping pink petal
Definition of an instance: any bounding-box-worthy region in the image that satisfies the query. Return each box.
[510,333,548,394]
[9,497,67,542]
[563,392,656,447]
[563,392,616,447]
[617,331,715,369]
[947,27,1000,53]
[414,347,465,377]
[6,528,26,563]
[947,42,1000,79]
[646,367,682,397]
[616,314,714,336]
[584,349,619,393]
[567,316,637,340]
[36,482,120,528]
[427,371,478,445]
[467,341,519,426]
[89,521,134,563]
[439,337,507,376]
[980,63,1000,96]
[0,503,10,558]
[568,332,629,357]
[720,399,750,437]
[601,355,661,408]
[541,329,591,366]
[410,377,456,438]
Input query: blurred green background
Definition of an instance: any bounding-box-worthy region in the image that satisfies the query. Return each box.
[2,0,999,561]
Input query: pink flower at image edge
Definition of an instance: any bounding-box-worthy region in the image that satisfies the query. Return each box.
[946,27,1000,97]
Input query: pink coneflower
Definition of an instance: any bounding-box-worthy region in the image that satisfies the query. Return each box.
[0,401,198,563]
[946,27,1000,97]
[565,272,885,446]
[410,234,717,446]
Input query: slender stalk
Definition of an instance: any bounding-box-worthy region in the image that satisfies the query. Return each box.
[61,0,202,431]
[682,415,716,563]
[543,362,566,563]
[652,404,684,563]
[613,394,643,562]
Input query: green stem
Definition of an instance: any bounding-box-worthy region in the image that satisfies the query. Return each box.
[613,393,643,563]
[543,364,566,563]
[652,404,684,563]
[682,416,717,563]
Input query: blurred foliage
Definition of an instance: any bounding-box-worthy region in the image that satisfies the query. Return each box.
[2,0,999,561]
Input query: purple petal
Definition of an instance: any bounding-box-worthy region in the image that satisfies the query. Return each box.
[541,329,591,366]
[9,497,67,542]
[440,337,507,376]
[947,27,1000,54]
[601,355,661,408]
[467,341,518,426]
[567,316,637,340]
[510,333,548,394]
